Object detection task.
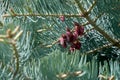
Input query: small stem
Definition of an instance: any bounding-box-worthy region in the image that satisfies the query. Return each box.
[87,0,97,14]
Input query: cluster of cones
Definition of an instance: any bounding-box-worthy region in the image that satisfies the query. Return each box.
[58,22,84,52]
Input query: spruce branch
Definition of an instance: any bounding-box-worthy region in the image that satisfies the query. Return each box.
[2,13,84,18]
[74,0,120,49]
[0,26,23,79]
[10,41,19,78]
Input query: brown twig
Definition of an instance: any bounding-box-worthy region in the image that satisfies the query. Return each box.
[11,42,19,78]
[2,13,84,18]
[0,26,23,79]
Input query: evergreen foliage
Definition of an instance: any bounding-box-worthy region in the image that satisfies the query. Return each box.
[0,0,120,80]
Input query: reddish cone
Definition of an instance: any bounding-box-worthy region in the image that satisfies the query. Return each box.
[72,40,81,50]
[59,34,67,48]
[73,31,78,40]
[69,40,81,52]
[66,28,75,42]
[58,22,83,52]
[74,22,84,36]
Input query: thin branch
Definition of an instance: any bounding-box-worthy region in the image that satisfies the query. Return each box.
[2,13,84,18]
[85,43,111,55]
[74,0,120,49]
[11,42,19,79]
[85,39,120,55]
[87,0,97,14]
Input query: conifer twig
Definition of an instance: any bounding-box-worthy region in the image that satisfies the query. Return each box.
[3,13,84,18]
[0,26,23,79]
[74,0,120,49]
[10,41,19,78]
